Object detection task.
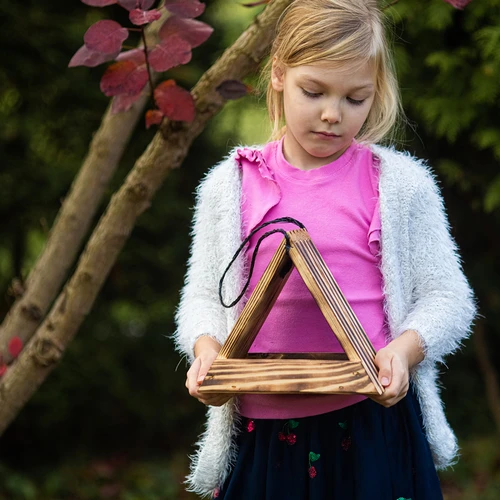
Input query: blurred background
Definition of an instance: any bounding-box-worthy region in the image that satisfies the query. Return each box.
[0,0,499,498]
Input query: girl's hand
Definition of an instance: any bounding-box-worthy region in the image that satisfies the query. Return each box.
[369,330,425,408]
[186,336,234,407]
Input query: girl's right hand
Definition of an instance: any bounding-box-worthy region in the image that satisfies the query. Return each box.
[185,336,233,407]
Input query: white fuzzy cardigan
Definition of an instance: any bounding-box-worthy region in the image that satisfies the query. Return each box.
[174,144,477,498]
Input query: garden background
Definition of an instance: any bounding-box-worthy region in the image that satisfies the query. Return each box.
[0,0,499,498]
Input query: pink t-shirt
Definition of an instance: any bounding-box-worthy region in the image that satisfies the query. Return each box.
[235,137,388,419]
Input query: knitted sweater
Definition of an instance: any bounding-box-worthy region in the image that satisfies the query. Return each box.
[173,144,477,498]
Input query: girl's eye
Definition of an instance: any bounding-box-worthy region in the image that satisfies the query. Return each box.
[301,88,321,99]
[347,97,366,106]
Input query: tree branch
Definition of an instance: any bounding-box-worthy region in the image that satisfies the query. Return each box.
[0,11,166,364]
[0,0,293,434]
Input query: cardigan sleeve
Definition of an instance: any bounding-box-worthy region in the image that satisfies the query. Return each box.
[173,162,240,364]
[397,169,477,365]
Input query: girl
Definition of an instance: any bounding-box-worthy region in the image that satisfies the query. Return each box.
[174,0,477,498]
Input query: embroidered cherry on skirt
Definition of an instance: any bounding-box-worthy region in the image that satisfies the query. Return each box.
[215,384,443,500]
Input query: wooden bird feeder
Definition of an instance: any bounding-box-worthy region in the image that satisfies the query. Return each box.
[199,228,384,396]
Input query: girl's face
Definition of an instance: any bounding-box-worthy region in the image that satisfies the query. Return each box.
[271,60,376,170]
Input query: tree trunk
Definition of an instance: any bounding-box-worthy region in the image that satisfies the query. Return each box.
[0,12,166,364]
[0,0,292,435]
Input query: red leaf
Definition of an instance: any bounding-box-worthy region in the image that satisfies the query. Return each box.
[100,60,149,96]
[118,0,155,10]
[129,8,162,25]
[110,48,148,111]
[8,336,23,358]
[145,109,164,128]
[0,364,7,377]
[442,0,472,8]
[164,0,205,18]
[159,15,213,48]
[116,48,146,65]
[148,35,191,72]
[154,80,195,122]
[112,92,144,113]
[216,80,250,100]
[84,20,129,55]
[82,0,117,6]
[69,44,119,67]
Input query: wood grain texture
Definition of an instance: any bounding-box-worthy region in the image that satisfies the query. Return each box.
[218,239,293,359]
[199,359,379,394]
[201,228,384,396]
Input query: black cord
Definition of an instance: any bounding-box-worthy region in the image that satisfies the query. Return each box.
[218,217,305,308]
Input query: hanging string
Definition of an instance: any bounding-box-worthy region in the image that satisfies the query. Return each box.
[219,217,306,308]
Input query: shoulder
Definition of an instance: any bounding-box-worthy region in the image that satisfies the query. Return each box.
[370,144,443,200]
[197,144,265,194]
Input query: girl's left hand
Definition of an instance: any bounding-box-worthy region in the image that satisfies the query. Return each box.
[370,345,410,407]
[369,329,425,408]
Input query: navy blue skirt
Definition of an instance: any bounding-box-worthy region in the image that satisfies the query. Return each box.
[215,385,443,500]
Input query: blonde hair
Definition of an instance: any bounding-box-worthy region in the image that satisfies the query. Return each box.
[262,0,402,144]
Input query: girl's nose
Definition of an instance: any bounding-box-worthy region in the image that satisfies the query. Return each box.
[321,101,342,124]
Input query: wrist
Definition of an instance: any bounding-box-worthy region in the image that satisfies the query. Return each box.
[194,335,222,359]
[390,330,425,369]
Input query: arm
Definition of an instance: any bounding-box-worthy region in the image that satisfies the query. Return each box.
[173,163,234,364]
[173,158,243,406]
[397,170,477,365]
[372,164,476,407]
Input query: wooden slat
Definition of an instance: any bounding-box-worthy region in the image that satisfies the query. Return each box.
[199,359,378,394]
[218,239,294,359]
[301,240,381,389]
[201,228,385,397]
[287,229,383,395]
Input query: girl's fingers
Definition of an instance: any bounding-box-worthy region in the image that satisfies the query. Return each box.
[186,357,202,395]
[197,355,215,384]
[375,349,393,388]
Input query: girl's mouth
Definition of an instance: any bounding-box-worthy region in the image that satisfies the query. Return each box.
[314,131,340,138]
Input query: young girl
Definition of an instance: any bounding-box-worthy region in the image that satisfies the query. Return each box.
[174,0,477,498]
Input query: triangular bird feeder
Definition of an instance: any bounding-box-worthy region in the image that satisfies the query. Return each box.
[199,228,384,396]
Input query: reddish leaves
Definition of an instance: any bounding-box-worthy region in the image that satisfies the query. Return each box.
[117,47,146,65]
[112,93,143,113]
[442,0,472,8]
[69,45,119,67]
[149,35,192,72]
[129,8,162,25]
[216,80,250,100]
[84,20,129,54]
[118,0,155,10]
[74,0,208,124]
[154,80,195,122]
[159,15,213,48]
[164,0,205,18]
[145,109,164,128]
[0,337,24,378]
[101,60,149,96]
[8,337,23,358]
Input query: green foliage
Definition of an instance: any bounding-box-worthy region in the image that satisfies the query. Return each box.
[0,457,191,499]
[0,0,499,497]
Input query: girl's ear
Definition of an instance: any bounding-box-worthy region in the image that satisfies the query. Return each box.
[271,58,285,92]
